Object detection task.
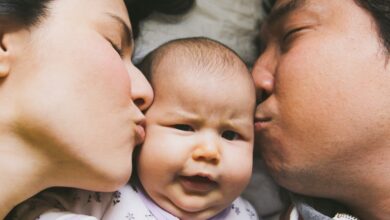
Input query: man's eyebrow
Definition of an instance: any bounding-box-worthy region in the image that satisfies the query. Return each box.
[266,0,306,26]
[106,13,133,48]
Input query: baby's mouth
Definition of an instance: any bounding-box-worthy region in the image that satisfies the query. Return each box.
[179,174,218,193]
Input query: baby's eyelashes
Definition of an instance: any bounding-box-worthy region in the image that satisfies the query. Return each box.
[170,124,244,141]
[172,124,194,132]
[221,130,241,141]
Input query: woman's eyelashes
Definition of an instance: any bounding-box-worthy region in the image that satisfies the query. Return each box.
[111,42,124,57]
[106,38,124,57]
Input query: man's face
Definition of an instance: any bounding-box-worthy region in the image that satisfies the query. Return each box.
[252,0,390,194]
[7,0,153,190]
[138,58,255,219]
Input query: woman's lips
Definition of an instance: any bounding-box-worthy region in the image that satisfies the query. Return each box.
[179,175,218,194]
[135,125,145,145]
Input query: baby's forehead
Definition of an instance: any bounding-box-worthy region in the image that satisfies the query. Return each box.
[153,56,255,103]
[154,54,250,88]
[160,41,244,62]
[153,42,249,79]
[146,38,255,98]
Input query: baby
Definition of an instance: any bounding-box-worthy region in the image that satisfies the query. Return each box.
[9,37,259,220]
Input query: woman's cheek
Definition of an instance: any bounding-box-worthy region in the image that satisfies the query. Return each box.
[91,44,132,101]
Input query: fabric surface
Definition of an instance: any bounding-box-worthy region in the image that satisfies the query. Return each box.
[133,0,264,66]
[290,194,359,220]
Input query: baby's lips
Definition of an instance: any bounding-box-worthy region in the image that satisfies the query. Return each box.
[179,174,218,193]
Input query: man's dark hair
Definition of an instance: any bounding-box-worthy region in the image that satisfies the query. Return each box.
[0,0,195,37]
[354,0,390,52]
[263,0,390,52]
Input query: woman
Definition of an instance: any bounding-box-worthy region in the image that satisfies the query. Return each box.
[0,0,193,218]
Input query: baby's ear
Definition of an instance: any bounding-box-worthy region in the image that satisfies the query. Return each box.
[0,31,11,78]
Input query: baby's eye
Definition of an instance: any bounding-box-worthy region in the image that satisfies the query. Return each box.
[222,130,240,141]
[173,124,194,132]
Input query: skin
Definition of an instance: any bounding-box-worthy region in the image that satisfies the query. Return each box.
[0,0,153,217]
[138,54,256,219]
[253,0,390,219]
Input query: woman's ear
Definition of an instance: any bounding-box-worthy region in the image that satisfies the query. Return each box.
[0,32,11,78]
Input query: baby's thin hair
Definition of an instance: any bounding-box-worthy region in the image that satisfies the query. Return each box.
[138,37,248,82]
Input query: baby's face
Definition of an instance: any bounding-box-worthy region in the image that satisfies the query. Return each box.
[137,60,255,219]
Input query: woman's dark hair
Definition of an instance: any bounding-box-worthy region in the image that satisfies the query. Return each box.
[263,0,390,52]
[0,0,53,28]
[0,0,195,37]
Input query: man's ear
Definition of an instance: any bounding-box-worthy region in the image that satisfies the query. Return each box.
[0,31,11,78]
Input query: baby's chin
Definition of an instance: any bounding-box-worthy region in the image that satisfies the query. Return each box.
[170,207,223,220]
[165,195,228,220]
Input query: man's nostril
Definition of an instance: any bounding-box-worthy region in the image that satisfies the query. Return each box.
[257,89,270,105]
[261,89,270,102]
[134,98,145,108]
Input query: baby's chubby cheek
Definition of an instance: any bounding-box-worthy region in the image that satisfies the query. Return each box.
[223,155,252,191]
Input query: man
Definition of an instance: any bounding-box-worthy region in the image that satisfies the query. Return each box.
[252,0,390,219]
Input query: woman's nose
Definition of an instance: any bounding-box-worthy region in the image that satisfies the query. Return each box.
[252,54,275,104]
[130,66,154,111]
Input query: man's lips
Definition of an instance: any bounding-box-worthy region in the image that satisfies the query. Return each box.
[255,117,271,123]
[254,117,272,130]
[179,174,218,193]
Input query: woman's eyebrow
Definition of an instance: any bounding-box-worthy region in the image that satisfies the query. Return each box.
[106,13,134,48]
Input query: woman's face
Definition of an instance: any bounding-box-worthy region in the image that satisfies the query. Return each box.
[6,0,153,190]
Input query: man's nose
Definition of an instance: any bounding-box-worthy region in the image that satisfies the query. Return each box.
[252,54,275,104]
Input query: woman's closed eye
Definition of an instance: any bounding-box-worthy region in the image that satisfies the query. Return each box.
[106,37,124,57]
[221,130,241,141]
[173,124,194,132]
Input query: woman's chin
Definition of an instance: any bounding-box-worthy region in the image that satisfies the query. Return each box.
[82,162,132,192]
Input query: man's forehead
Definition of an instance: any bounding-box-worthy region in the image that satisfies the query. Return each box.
[265,0,308,26]
[270,0,307,15]
[273,0,306,9]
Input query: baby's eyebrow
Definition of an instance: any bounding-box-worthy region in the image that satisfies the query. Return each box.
[106,13,134,48]
[228,119,253,130]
